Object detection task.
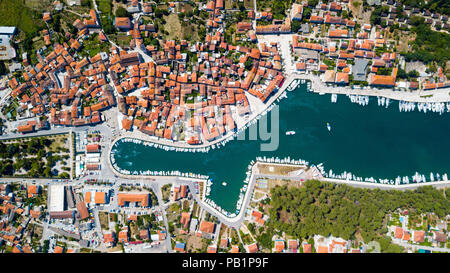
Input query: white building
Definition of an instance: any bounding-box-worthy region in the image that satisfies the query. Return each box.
[0,27,16,61]
[0,27,16,37]
[49,185,65,212]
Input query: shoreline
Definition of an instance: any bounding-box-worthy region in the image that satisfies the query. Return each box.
[109,74,450,154]
[301,72,450,103]
[108,144,450,221]
[105,75,450,221]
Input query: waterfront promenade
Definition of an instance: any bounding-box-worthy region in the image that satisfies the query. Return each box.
[323,178,450,190]
[303,73,450,103]
[108,71,450,155]
[257,33,450,104]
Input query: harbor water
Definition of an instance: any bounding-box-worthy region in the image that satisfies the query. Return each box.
[111,83,450,213]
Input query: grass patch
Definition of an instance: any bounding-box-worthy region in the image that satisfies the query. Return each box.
[99,211,109,230]
[163,14,183,40]
[0,0,43,35]
[114,34,132,48]
[161,184,171,203]
[97,0,112,14]
[79,33,111,57]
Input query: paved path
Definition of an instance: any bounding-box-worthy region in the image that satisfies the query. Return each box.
[324,178,450,190]
[69,129,73,180]
[394,241,450,253]
[252,0,257,30]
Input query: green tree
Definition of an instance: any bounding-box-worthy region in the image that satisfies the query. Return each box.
[115,7,130,18]
[0,61,7,76]
[291,20,302,33]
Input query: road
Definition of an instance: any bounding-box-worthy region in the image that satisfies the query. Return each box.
[91,207,107,252]
[394,241,450,253]
[69,129,73,180]
[252,0,257,30]
[324,178,450,190]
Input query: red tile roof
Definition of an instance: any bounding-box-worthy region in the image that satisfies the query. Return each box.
[117,193,149,207]
[247,243,258,253]
[413,231,425,243]
[303,243,312,253]
[199,221,215,234]
[395,226,403,239]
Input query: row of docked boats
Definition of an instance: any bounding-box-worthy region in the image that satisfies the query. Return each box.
[377,96,391,108]
[286,79,308,92]
[256,156,309,167]
[336,94,450,115]
[286,79,299,91]
[347,94,370,106]
[325,169,449,185]
[398,101,450,114]
[256,156,449,187]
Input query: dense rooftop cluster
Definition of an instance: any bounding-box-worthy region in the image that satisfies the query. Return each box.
[110,0,285,145]
[7,9,115,133]
[284,1,450,90]
[5,1,286,145]
[0,184,48,253]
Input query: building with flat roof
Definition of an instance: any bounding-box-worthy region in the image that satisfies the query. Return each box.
[49,210,74,219]
[94,191,107,204]
[0,27,16,36]
[49,185,65,212]
[0,35,16,60]
[353,59,369,82]
[0,26,16,60]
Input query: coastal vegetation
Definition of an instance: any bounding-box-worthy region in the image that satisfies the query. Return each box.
[98,0,113,15]
[261,180,449,251]
[115,7,130,18]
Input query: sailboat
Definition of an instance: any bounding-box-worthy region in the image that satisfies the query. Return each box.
[327,123,331,131]
[285,131,296,135]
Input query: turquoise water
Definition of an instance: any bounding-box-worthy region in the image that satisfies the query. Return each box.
[111,84,450,213]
